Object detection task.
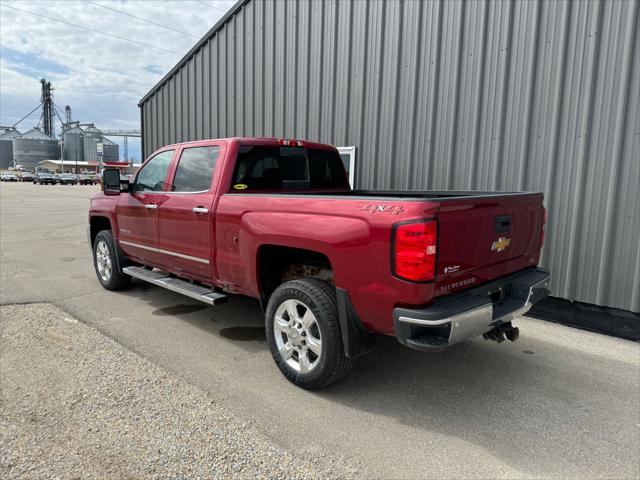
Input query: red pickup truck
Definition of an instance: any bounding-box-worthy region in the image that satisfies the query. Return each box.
[89,137,550,389]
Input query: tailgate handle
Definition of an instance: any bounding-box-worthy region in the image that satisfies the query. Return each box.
[495,215,511,232]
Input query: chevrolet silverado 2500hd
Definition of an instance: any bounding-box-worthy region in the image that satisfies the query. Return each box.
[89,137,550,389]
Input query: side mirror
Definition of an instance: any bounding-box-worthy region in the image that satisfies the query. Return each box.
[102,168,123,195]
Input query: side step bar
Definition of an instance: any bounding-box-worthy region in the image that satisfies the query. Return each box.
[123,266,228,306]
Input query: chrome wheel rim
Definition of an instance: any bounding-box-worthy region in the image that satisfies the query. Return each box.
[274,299,322,374]
[95,240,112,283]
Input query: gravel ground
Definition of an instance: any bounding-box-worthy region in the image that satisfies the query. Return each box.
[0,303,355,479]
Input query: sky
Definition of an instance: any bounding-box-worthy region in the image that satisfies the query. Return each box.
[0,0,235,163]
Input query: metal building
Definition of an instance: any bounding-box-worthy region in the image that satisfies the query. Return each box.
[0,128,21,168]
[139,0,640,314]
[83,125,103,163]
[62,124,85,163]
[12,127,60,170]
[101,137,120,163]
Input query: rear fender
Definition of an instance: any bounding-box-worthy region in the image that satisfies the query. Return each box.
[240,211,370,297]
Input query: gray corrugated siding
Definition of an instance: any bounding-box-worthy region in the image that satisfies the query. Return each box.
[140,0,640,313]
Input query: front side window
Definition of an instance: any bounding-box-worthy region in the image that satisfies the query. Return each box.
[172,146,220,192]
[134,150,174,192]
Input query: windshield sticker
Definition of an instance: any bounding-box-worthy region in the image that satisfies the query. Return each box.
[233,183,248,190]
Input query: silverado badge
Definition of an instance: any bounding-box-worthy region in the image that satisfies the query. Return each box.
[491,237,511,252]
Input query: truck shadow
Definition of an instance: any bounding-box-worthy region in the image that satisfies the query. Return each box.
[122,281,632,477]
[319,333,632,477]
[126,279,267,352]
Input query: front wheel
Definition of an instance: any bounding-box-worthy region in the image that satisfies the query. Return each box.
[265,279,352,389]
[93,230,131,290]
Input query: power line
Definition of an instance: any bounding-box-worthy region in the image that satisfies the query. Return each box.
[193,0,228,14]
[54,103,66,117]
[85,1,200,39]
[2,4,182,56]
[11,104,43,128]
[53,107,65,128]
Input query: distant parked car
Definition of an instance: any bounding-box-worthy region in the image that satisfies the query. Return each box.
[77,174,95,185]
[55,173,78,185]
[19,172,33,182]
[33,172,56,185]
[94,173,102,185]
[1,173,19,182]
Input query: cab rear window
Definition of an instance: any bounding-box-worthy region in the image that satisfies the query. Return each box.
[231,145,349,191]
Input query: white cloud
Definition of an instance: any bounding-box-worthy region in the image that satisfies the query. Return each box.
[0,0,234,160]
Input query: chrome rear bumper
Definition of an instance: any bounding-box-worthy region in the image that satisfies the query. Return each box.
[393,268,550,352]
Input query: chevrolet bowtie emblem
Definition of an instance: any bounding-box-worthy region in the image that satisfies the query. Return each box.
[491,237,511,252]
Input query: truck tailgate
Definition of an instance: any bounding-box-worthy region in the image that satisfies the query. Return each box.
[435,193,544,297]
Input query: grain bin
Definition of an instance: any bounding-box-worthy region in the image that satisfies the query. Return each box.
[83,125,102,163]
[12,128,59,170]
[0,128,21,169]
[62,125,84,162]
[101,137,120,163]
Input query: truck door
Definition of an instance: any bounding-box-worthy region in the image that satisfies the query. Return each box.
[156,144,222,281]
[117,149,175,266]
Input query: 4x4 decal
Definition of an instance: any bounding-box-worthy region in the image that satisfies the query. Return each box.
[360,204,405,215]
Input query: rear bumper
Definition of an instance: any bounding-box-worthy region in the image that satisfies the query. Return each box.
[393,267,550,352]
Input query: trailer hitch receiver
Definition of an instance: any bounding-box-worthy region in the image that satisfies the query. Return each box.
[483,322,520,343]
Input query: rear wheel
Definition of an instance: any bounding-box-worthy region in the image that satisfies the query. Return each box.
[93,230,131,290]
[266,279,352,389]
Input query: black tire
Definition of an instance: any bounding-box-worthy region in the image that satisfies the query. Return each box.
[93,229,131,290]
[265,279,352,389]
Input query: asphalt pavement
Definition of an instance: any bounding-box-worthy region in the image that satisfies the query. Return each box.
[1,182,639,479]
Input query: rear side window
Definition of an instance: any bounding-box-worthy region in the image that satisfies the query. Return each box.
[231,145,349,191]
[172,146,220,192]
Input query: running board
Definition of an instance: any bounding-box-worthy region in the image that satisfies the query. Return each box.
[123,266,228,305]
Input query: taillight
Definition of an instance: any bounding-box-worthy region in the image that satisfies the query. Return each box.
[392,219,437,282]
[278,139,304,147]
[540,206,547,248]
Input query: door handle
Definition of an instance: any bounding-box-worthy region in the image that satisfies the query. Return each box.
[192,206,209,214]
[144,204,157,210]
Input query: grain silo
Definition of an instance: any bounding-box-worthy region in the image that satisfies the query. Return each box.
[12,128,59,170]
[83,125,102,163]
[101,137,119,163]
[0,128,21,169]
[62,125,84,162]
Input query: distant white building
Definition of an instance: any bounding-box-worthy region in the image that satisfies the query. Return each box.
[37,159,135,174]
